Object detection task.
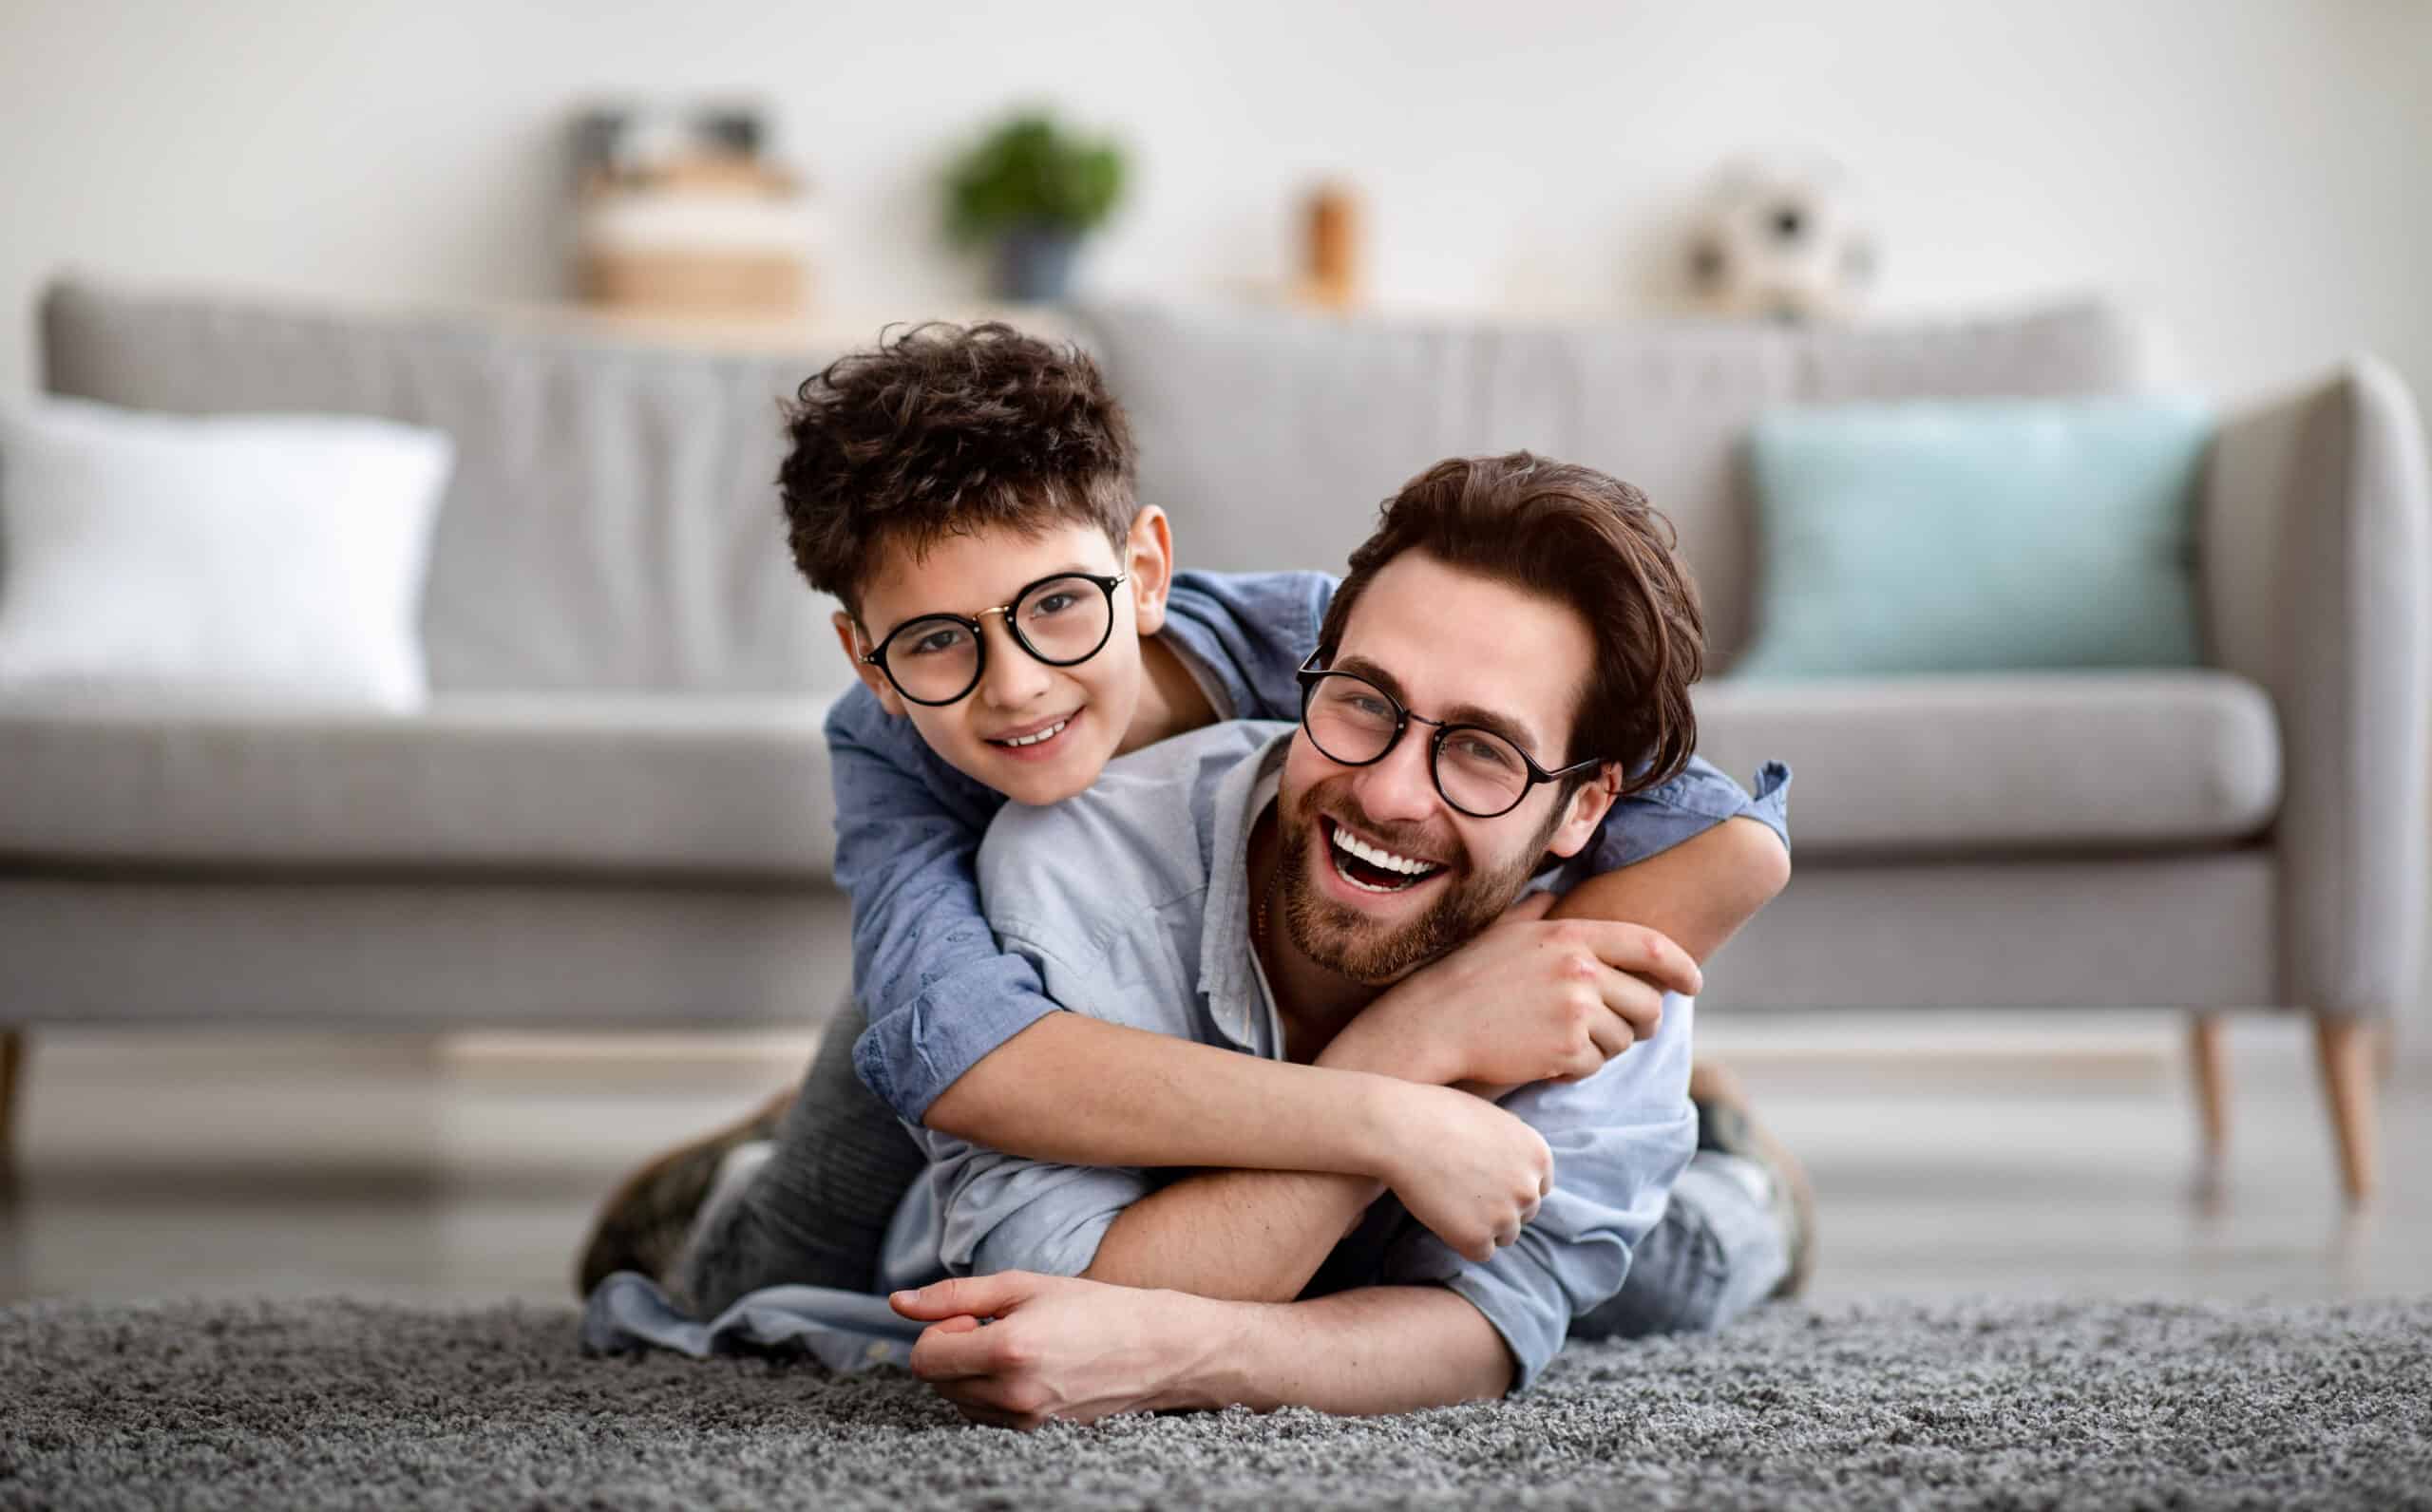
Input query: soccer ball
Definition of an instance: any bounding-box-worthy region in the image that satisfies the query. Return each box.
[1683,158,1878,323]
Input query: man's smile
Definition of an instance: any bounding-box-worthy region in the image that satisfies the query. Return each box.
[1320,815,1450,896]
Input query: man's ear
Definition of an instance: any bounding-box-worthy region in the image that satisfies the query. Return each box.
[1126,506,1176,636]
[1544,764,1623,860]
[832,609,907,718]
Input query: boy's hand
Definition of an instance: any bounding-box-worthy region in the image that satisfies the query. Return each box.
[1372,1085,1554,1262]
[1326,892,1700,1090]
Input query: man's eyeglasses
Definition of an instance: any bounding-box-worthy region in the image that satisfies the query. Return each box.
[1294,652,1608,819]
[858,571,1129,707]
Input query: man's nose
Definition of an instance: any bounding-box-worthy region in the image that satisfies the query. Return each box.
[975,614,1052,709]
[1351,728,1440,825]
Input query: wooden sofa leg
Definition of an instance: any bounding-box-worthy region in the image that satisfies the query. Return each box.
[2188,1012,2231,1178]
[0,1030,22,1160]
[2312,1013,2381,1206]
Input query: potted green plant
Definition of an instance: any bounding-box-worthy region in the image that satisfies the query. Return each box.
[944,112,1127,301]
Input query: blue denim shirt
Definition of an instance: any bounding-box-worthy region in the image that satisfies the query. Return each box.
[833,568,1791,1121]
[883,723,1700,1389]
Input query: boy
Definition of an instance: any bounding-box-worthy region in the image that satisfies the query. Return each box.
[580,322,1800,1322]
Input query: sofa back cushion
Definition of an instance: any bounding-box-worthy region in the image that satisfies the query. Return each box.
[1071,299,2153,666]
[41,283,840,695]
[41,282,2154,690]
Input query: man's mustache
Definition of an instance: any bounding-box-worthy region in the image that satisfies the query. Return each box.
[1297,781,1466,872]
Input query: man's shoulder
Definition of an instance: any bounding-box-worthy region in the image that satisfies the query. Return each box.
[977,722,1282,930]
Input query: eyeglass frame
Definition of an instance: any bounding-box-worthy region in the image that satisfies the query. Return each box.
[1292,650,1611,819]
[855,570,1130,708]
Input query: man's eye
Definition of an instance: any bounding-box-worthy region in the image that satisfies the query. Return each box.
[1455,735,1519,770]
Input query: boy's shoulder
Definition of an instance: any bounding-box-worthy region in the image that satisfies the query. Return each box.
[1163,571,1340,723]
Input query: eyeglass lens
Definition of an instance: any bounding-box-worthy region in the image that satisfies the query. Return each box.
[1302,674,1533,816]
[879,575,1114,704]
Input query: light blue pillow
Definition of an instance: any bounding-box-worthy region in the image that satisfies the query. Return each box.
[1732,396,2214,679]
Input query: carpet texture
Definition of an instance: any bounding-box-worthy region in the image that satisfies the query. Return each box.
[4,1295,2426,1510]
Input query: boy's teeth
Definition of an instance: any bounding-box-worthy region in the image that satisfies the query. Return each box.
[1001,718,1069,747]
[1329,822,1438,877]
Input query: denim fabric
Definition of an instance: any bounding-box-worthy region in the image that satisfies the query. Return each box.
[836,568,1793,1122]
[888,724,1706,1389]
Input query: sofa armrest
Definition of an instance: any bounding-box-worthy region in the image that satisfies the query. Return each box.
[2202,357,2431,1017]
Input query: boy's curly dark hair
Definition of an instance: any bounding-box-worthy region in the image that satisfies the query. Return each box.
[778,322,1138,617]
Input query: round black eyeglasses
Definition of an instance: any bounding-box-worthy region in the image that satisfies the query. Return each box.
[858,571,1129,707]
[1294,652,1609,819]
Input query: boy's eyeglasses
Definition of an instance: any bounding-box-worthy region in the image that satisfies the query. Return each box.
[1294,652,1608,819]
[859,572,1129,707]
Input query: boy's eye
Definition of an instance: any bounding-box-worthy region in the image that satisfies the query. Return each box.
[1028,591,1080,618]
[902,624,972,658]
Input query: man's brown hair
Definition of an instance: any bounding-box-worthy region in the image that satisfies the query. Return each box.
[1317,452,1705,796]
[778,322,1137,617]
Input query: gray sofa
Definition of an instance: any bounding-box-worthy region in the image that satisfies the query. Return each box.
[5,280,2423,1202]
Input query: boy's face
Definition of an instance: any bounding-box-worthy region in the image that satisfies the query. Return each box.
[834,510,1174,806]
[1273,551,1618,983]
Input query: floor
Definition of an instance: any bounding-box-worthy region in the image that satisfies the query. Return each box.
[3,1012,2424,1309]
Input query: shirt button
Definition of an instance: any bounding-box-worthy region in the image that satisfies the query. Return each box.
[865,1341,894,1363]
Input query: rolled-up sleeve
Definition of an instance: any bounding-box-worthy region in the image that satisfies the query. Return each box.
[1379,992,1700,1390]
[1590,757,1794,871]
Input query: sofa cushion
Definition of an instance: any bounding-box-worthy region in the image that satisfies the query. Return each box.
[0,694,840,879]
[1072,297,2152,670]
[1693,671,2279,858]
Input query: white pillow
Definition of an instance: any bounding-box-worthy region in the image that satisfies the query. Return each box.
[0,399,453,711]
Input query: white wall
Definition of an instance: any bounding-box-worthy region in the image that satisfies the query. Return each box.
[3,0,2427,407]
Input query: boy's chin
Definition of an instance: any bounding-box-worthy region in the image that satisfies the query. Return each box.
[979,749,1099,807]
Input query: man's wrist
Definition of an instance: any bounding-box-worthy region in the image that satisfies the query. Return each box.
[1150,1291,1264,1412]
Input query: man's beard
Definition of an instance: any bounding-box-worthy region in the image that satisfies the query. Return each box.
[1274,780,1561,985]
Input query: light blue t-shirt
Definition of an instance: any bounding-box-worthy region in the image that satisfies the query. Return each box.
[830,568,1791,1121]
[883,723,1700,1390]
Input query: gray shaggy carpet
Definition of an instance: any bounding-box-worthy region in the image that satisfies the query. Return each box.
[3,1295,2427,1510]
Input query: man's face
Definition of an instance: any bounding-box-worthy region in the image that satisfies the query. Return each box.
[1275,551,1615,984]
[835,518,1158,807]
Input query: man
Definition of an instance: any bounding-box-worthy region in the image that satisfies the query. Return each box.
[590,451,1803,1423]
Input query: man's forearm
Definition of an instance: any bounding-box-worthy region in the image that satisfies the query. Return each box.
[1084,1166,1380,1299]
[1161,1285,1513,1415]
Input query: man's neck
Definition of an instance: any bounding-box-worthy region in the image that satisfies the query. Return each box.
[1245,806,1378,1063]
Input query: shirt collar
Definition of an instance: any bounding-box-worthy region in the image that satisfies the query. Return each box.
[1199,727,1294,1049]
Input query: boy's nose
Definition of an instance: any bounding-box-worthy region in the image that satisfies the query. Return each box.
[975,618,1053,709]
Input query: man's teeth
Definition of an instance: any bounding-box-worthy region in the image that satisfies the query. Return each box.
[1330,822,1439,878]
[999,718,1069,748]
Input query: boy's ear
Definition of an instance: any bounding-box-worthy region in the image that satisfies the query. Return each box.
[832,610,907,718]
[1126,506,1176,636]
[1545,764,1623,860]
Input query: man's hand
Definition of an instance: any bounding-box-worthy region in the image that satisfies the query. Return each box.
[891,1272,1220,1429]
[1325,892,1702,1089]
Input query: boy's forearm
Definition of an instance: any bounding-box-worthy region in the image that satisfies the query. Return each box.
[1561,815,1790,965]
[924,1013,1406,1177]
[1162,1285,1513,1414]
